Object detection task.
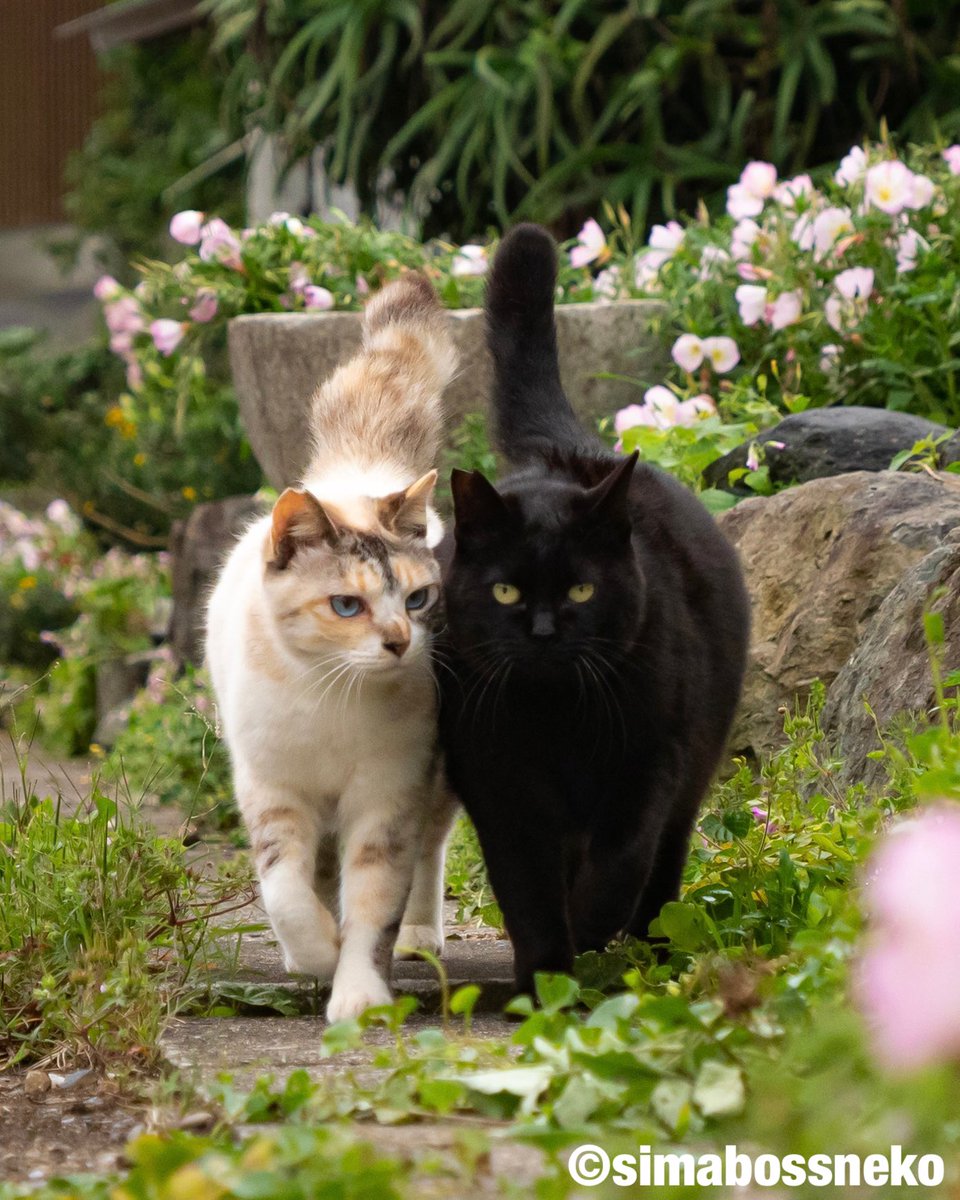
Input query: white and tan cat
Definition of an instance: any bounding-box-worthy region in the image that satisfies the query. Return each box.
[206,274,457,1021]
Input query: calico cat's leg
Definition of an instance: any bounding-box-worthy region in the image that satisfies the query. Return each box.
[396,787,458,958]
[244,784,340,980]
[469,805,575,996]
[327,785,421,1022]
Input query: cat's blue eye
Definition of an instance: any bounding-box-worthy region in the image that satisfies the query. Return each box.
[406,587,430,612]
[331,595,363,618]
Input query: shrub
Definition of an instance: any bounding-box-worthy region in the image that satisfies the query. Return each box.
[203,0,960,239]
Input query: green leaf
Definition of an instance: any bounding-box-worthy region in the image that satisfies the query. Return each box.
[692,1059,745,1118]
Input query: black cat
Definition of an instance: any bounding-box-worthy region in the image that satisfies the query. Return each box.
[436,224,750,995]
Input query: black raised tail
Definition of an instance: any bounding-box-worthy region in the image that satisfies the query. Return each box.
[485,224,598,464]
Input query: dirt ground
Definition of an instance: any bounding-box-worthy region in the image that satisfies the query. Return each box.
[0,1072,141,1184]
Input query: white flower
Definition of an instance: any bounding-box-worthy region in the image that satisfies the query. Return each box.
[812,206,854,257]
[675,394,717,425]
[820,343,841,371]
[451,244,488,277]
[644,385,681,427]
[570,219,607,268]
[735,283,768,327]
[835,145,867,187]
[865,161,914,215]
[731,219,761,260]
[769,290,803,331]
[702,336,740,374]
[593,265,622,299]
[906,173,935,210]
[671,334,705,372]
[45,499,78,533]
[614,403,659,434]
[698,245,730,280]
[726,183,764,220]
[169,210,204,245]
[774,174,814,208]
[634,250,670,288]
[649,221,685,253]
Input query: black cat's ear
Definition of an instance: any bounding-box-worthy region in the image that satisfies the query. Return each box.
[582,452,637,539]
[451,469,510,544]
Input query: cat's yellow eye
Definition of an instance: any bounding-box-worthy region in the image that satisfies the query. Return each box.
[568,583,595,604]
[492,583,522,606]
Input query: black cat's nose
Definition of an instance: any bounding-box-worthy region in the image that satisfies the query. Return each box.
[383,637,409,658]
[530,610,557,639]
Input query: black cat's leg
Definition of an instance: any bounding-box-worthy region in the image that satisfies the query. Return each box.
[469,805,575,996]
[625,812,697,939]
[569,841,656,953]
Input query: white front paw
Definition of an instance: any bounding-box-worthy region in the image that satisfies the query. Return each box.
[326,970,392,1022]
[394,923,444,959]
[281,940,338,982]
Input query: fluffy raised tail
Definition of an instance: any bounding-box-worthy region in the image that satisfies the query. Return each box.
[306,272,457,479]
[485,224,598,464]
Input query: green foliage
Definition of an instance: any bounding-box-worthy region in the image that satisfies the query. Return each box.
[105,668,235,830]
[0,780,255,1068]
[203,0,960,238]
[60,30,244,274]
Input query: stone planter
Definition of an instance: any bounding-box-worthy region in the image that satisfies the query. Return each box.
[228,301,663,489]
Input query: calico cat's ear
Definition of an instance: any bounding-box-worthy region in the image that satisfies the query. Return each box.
[270,488,339,568]
[377,469,437,539]
[450,469,510,543]
[582,452,638,540]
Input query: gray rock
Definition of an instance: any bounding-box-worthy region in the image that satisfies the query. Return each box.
[228,301,663,489]
[704,407,949,493]
[822,537,960,789]
[169,495,263,666]
[716,471,960,758]
[94,651,154,747]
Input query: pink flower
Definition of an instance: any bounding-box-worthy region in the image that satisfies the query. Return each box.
[735,283,767,327]
[614,404,658,434]
[303,285,334,310]
[150,318,186,356]
[570,219,607,268]
[819,344,841,371]
[126,360,143,391]
[188,289,219,323]
[896,229,925,274]
[745,446,761,472]
[169,210,204,245]
[451,244,488,277]
[740,161,778,199]
[701,336,740,374]
[648,221,684,254]
[812,206,854,257]
[942,145,960,176]
[356,276,370,296]
[906,172,935,210]
[730,219,760,260]
[109,331,134,357]
[825,267,874,333]
[104,296,144,336]
[675,394,717,425]
[773,174,814,208]
[198,218,243,269]
[93,275,122,301]
[671,334,704,372]
[45,499,77,532]
[865,161,914,215]
[634,250,670,288]
[835,145,867,187]
[855,805,960,1071]
[769,290,803,331]
[726,183,764,220]
[791,213,816,252]
[644,385,681,426]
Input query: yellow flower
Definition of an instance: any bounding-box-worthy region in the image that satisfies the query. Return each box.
[18,575,37,590]
[182,486,197,502]
[89,743,105,758]
[105,405,125,428]
[133,452,147,467]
